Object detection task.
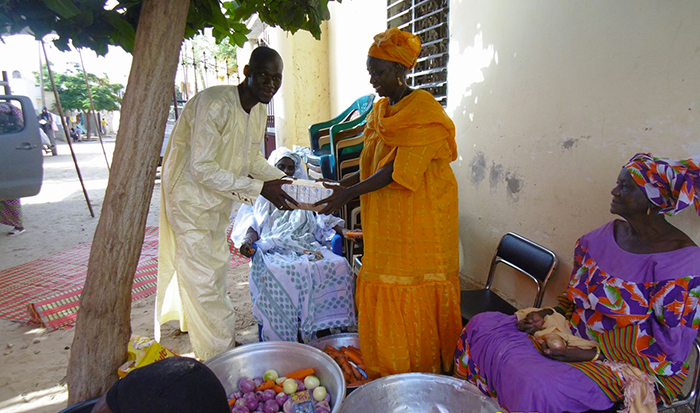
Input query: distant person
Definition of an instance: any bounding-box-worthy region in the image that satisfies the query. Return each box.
[70,127,80,142]
[155,46,297,360]
[89,357,229,413]
[38,107,58,156]
[101,118,107,134]
[1,199,25,236]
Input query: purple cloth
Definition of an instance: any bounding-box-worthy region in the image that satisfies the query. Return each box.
[465,312,614,413]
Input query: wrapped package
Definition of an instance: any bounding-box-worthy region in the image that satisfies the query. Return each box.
[281,180,336,212]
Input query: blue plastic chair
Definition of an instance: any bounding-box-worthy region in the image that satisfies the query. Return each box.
[308,95,374,178]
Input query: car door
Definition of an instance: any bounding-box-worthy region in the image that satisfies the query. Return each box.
[0,95,43,200]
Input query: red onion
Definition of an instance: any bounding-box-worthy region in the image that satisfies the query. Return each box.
[239,378,256,393]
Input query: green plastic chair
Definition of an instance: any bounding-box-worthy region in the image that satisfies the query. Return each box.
[308,94,374,178]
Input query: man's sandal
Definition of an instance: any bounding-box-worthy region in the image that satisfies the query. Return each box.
[7,228,26,236]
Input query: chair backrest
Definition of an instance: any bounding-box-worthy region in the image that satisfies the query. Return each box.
[485,233,558,307]
[309,94,374,152]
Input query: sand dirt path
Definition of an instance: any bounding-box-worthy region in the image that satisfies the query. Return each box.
[0,138,257,413]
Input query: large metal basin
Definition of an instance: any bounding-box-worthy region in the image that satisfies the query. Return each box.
[205,342,346,413]
[338,373,501,413]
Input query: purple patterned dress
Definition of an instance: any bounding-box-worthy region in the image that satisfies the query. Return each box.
[454,220,700,412]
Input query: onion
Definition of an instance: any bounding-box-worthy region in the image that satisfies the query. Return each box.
[282,378,298,394]
[234,398,248,408]
[255,391,264,401]
[261,389,276,401]
[231,406,250,413]
[275,392,289,406]
[239,378,256,393]
[315,406,331,413]
[243,392,257,401]
[263,399,280,413]
[312,386,327,402]
[283,399,293,413]
[275,376,287,385]
[303,375,320,390]
[322,393,330,403]
[253,377,264,387]
[231,391,243,400]
[263,369,279,382]
[295,379,305,391]
[246,397,259,411]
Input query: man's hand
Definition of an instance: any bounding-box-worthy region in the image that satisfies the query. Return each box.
[314,184,352,215]
[261,179,298,210]
[516,308,553,334]
[239,241,256,258]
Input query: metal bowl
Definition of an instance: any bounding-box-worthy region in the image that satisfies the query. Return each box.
[307,333,365,393]
[337,373,501,413]
[307,333,360,352]
[205,342,346,413]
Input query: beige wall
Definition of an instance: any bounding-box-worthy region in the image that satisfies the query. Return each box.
[268,26,332,149]
[447,0,700,306]
[327,0,385,115]
[324,1,700,307]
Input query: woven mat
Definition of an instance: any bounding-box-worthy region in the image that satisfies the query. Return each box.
[0,226,249,329]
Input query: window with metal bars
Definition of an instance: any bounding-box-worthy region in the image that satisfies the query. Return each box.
[387,0,449,106]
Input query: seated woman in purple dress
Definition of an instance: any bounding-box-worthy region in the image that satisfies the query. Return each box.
[454,153,700,413]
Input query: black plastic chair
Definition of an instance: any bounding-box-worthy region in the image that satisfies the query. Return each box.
[460,232,557,324]
[58,397,100,413]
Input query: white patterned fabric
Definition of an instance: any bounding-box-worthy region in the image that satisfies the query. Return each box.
[231,149,356,341]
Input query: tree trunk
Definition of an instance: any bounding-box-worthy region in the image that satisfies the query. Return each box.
[66,0,190,403]
[84,111,91,139]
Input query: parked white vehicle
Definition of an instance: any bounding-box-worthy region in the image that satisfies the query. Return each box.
[0,95,43,200]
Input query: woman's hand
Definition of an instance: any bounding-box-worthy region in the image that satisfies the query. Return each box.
[543,344,599,363]
[239,241,256,258]
[516,308,553,334]
[314,184,354,215]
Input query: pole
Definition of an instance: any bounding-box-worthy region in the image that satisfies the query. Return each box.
[42,41,95,218]
[78,49,111,172]
[38,42,46,109]
[1,71,10,94]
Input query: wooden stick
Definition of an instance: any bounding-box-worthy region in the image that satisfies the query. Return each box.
[77,48,111,171]
[41,41,95,217]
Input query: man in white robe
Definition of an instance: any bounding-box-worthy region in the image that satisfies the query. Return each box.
[156,47,295,359]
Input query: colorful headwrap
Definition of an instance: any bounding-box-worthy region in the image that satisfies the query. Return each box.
[367,28,422,69]
[624,153,700,216]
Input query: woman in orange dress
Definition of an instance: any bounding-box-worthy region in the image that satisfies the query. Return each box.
[317,28,462,377]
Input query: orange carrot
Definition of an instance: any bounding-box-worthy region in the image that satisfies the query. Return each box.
[228,398,236,407]
[347,378,371,387]
[342,347,364,366]
[285,367,315,380]
[256,379,276,391]
[272,384,284,393]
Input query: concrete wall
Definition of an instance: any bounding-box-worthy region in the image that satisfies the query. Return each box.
[447,0,700,306]
[268,25,332,149]
[325,0,700,308]
[327,0,385,115]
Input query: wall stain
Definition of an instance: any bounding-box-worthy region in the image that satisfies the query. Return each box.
[470,152,487,185]
[505,172,523,196]
[562,135,591,150]
[489,162,504,189]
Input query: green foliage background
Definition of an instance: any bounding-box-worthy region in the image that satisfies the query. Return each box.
[0,0,340,55]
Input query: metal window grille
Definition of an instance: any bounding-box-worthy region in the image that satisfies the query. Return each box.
[387,0,449,106]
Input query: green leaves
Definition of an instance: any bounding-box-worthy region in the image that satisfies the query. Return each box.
[35,63,123,112]
[2,0,341,57]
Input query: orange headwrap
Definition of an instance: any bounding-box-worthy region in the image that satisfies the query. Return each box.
[367,28,422,69]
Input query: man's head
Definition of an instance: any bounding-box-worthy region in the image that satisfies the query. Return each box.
[242,47,283,104]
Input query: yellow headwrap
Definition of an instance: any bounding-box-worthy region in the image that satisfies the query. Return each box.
[367,28,422,69]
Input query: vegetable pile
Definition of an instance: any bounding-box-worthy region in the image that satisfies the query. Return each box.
[322,345,371,388]
[228,368,331,413]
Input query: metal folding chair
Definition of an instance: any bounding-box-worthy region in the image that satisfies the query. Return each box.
[460,232,557,324]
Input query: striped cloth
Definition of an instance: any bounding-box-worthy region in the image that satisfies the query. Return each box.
[0,199,22,228]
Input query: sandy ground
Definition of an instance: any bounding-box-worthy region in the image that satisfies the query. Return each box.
[0,138,258,413]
